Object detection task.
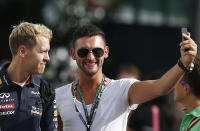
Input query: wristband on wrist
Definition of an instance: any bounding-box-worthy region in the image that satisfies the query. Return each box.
[177,59,194,72]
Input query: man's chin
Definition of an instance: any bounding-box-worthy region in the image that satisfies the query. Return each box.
[84,70,98,76]
[80,66,99,76]
[34,70,44,75]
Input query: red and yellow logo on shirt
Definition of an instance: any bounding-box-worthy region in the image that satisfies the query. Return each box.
[54,110,57,117]
[0,78,2,85]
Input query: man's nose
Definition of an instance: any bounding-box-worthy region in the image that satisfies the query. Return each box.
[44,52,50,61]
[86,50,95,59]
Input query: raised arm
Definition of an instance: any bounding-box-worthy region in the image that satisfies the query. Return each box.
[128,33,198,105]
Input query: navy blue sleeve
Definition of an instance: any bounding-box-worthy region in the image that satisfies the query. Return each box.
[39,79,58,131]
[40,99,58,131]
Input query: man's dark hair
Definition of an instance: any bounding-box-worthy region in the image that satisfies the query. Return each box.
[72,24,106,47]
[182,56,200,98]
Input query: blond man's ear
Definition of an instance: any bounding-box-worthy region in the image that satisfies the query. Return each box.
[18,45,27,58]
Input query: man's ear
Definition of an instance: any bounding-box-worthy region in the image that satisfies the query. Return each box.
[104,46,109,59]
[70,48,76,60]
[18,45,27,58]
[185,84,192,96]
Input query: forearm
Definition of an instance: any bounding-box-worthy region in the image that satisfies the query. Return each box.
[129,63,185,105]
[129,32,197,105]
[154,63,184,95]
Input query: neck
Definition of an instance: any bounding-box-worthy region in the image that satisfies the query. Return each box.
[78,72,104,91]
[7,58,30,83]
[74,72,104,105]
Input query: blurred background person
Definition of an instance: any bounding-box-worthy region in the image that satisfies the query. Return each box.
[116,64,142,80]
[115,63,142,131]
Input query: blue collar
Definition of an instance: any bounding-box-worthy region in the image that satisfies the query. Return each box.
[0,63,41,89]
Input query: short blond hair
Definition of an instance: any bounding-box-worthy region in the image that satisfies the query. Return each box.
[9,22,52,56]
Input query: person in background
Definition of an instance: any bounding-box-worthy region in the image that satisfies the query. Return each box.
[116,64,142,80]
[0,22,57,131]
[56,24,197,131]
[115,64,143,131]
[174,56,200,131]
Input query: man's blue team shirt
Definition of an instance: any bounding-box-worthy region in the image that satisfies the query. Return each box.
[0,64,57,131]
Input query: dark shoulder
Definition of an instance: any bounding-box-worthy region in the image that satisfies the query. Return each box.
[39,78,55,97]
[39,78,55,110]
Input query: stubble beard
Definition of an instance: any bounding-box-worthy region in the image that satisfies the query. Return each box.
[79,64,99,76]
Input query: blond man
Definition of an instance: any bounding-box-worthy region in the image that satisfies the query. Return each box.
[0,22,57,131]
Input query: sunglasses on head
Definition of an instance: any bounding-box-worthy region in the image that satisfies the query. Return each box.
[77,48,104,58]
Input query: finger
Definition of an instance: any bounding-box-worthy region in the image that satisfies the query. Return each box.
[180,40,190,46]
[180,45,197,55]
[182,32,191,40]
[180,40,196,47]
[182,50,197,57]
[180,48,196,58]
[187,32,191,37]
[181,44,195,52]
[181,41,197,50]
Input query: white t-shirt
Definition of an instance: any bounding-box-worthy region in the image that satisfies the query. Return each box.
[55,78,138,131]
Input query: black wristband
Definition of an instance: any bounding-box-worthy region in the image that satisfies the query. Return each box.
[177,59,194,72]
